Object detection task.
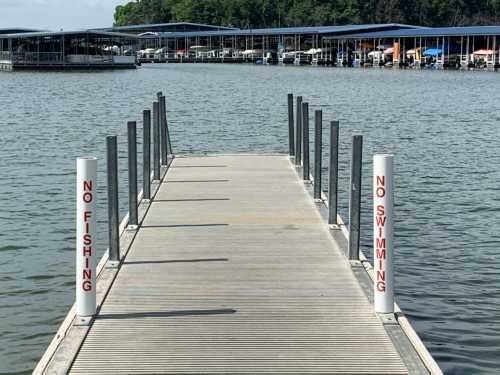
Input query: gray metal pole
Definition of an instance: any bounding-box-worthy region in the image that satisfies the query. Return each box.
[143,110,151,200]
[328,121,339,225]
[295,96,303,165]
[127,121,138,228]
[153,101,160,180]
[313,110,322,200]
[164,99,172,157]
[106,136,120,262]
[348,135,363,260]
[302,102,310,180]
[287,93,295,156]
[159,95,167,165]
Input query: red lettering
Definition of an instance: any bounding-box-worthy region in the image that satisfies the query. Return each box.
[376,238,386,250]
[376,216,386,226]
[82,280,92,292]
[83,269,92,280]
[85,258,89,268]
[83,180,93,191]
[83,192,93,203]
[376,187,385,198]
[84,211,92,222]
[376,204,385,216]
[376,281,386,292]
[376,248,386,259]
[377,270,386,281]
[83,234,91,245]
[83,246,92,256]
[376,175,385,187]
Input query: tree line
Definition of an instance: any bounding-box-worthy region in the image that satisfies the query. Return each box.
[114,0,500,28]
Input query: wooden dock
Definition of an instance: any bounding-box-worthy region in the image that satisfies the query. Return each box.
[37,153,440,374]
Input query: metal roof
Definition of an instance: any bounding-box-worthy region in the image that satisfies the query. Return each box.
[97,22,238,32]
[0,29,139,39]
[329,26,500,39]
[0,28,44,35]
[143,23,420,38]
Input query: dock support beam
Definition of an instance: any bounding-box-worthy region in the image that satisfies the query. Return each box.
[153,101,161,180]
[295,96,303,165]
[348,135,363,261]
[302,102,310,180]
[106,136,120,263]
[288,93,295,156]
[313,110,322,200]
[127,121,138,228]
[328,121,339,225]
[143,110,151,200]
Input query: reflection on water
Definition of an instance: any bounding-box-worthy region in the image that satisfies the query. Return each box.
[0,65,499,374]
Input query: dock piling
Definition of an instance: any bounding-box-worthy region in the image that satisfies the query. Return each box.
[373,154,394,314]
[106,136,120,263]
[328,121,339,225]
[295,96,303,165]
[153,101,160,180]
[143,110,151,200]
[313,109,322,200]
[348,135,363,261]
[127,121,138,229]
[287,93,295,156]
[76,157,97,317]
[159,95,167,165]
[302,102,310,180]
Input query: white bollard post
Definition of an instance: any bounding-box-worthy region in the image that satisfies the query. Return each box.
[76,157,97,317]
[373,154,394,314]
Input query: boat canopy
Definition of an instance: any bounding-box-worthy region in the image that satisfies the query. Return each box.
[473,49,495,56]
[423,48,442,57]
[368,50,383,57]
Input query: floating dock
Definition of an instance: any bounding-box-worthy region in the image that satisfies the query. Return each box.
[35,93,442,374]
[36,154,441,374]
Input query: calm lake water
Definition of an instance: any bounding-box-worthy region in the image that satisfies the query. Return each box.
[1,64,499,374]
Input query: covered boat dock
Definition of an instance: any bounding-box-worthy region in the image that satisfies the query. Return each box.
[326,26,500,69]
[0,30,138,71]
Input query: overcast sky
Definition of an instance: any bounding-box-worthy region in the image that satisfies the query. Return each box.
[1,0,125,31]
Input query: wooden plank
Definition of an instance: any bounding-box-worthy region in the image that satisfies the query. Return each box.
[67,154,410,374]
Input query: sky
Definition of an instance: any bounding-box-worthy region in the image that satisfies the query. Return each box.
[1,0,126,31]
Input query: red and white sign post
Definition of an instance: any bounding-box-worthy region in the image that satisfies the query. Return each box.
[76,157,97,317]
[373,154,394,314]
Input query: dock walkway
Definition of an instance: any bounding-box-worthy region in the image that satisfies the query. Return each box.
[39,153,436,374]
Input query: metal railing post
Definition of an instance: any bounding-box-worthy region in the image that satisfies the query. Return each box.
[159,95,167,165]
[328,121,339,225]
[302,102,310,180]
[314,110,322,200]
[143,110,151,200]
[348,135,363,260]
[106,136,120,263]
[153,101,160,180]
[127,121,138,228]
[295,96,303,165]
[287,93,295,156]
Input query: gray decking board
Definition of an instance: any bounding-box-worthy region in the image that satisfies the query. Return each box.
[69,154,409,374]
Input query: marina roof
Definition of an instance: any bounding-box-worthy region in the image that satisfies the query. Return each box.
[97,22,238,33]
[0,29,139,40]
[0,28,44,35]
[146,23,421,38]
[329,25,500,38]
